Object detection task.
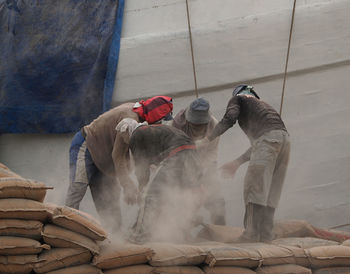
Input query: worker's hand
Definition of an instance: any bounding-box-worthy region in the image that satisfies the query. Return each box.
[220,159,241,179]
[195,137,210,149]
[123,183,138,205]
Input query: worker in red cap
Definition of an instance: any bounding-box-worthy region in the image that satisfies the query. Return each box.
[65,96,173,233]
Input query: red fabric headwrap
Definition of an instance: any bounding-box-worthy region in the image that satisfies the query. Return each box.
[132,96,173,124]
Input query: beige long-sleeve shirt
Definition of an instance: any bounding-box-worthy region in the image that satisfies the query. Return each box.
[83,103,140,187]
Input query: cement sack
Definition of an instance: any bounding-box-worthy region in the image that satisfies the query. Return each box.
[153,265,204,274]
[0,165,22,178]
[148,242,207,267]
[202,265,256,274]
[194,241,230,252]
[0,254,39,274]
[234,243,296,266]
[205,245,261,268]
[103,264,153,274]
[92,241,154,269]
[312,227,350,243]
[0,236,49,255]
[51,206,107,241]
[42,224,100,254]
[46,264,103,274]
[0,219,43,240]
[313,266,350,274]
[0,198,52,222]
[0,162,9,169]
[270,244,309,267]
[272,237,339,249]
[255,264,312,274]
[305,245,350,268]
[197,224,244,243]
[273,220,316,238]
[0,177,52,202]
[34,248,92,273]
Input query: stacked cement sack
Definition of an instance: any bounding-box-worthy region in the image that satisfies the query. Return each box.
[2,162,350,273]
[0,163,105,273]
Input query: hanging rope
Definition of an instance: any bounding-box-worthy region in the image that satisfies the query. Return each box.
[280,0,297,116]
[185,0,199,98]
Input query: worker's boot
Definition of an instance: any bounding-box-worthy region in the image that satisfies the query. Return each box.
[260,206,276,243]
[237,203,263,243]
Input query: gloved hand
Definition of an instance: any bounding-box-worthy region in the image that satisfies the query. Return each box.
[123,182,138,205]
[220,159,241,179]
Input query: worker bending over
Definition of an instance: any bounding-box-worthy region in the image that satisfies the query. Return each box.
[65,96,173,233]
[117,120,203,244]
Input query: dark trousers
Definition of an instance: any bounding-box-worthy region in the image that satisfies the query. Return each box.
[241,202,275,242]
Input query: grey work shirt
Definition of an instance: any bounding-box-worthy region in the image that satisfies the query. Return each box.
[208,95,287,142]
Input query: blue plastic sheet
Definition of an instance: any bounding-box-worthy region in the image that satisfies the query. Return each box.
[0,0,125,133]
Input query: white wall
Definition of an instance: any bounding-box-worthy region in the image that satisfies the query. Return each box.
[1,0,350,232]
[113,0,350,103]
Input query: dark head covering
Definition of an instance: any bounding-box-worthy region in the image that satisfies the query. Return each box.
[185,97,211,124]
[232,84,260,99]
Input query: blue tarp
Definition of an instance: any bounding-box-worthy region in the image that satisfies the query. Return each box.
[0,0,125,133]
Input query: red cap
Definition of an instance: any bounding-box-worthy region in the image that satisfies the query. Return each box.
[133,96,173,124]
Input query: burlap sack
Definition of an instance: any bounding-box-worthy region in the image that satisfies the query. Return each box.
[255,264,312,274]
[0,162,9,169]
[0,236,50,255]
[34,248,92,273]
[93,241,154,269]
[313,266,350,274]
[202,265,257,274]
[312,227,350,243]
[153,265,204,273]
[103,264,153,274]
[343,240,350,246]
[148,242,207,266]
[194,242,230,253]
[42,224,99,254]
[305,245,350,268]
[205,245,261,268]
[46,264,103,274]
[271,244,309,267]
[0,177,52,202]
[273,220,316,238]
[196,224,244,243]
[0,254,39,274]
[0,198,52,222]
[0,165,22,178]
[51,206,107,241]
[0,219,43,240]
[272,237,339,249]
[234,243,296,266]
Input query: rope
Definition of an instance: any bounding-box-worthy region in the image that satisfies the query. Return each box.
[280,0,297,116]
[185,0,199,98]
[329,223,350,230]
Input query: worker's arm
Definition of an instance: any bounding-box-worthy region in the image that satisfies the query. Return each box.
[208,96,240,141]
[128,130,151,192]
[112,132,138,205]
[220,147,252,178]
[134,158,151,192]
